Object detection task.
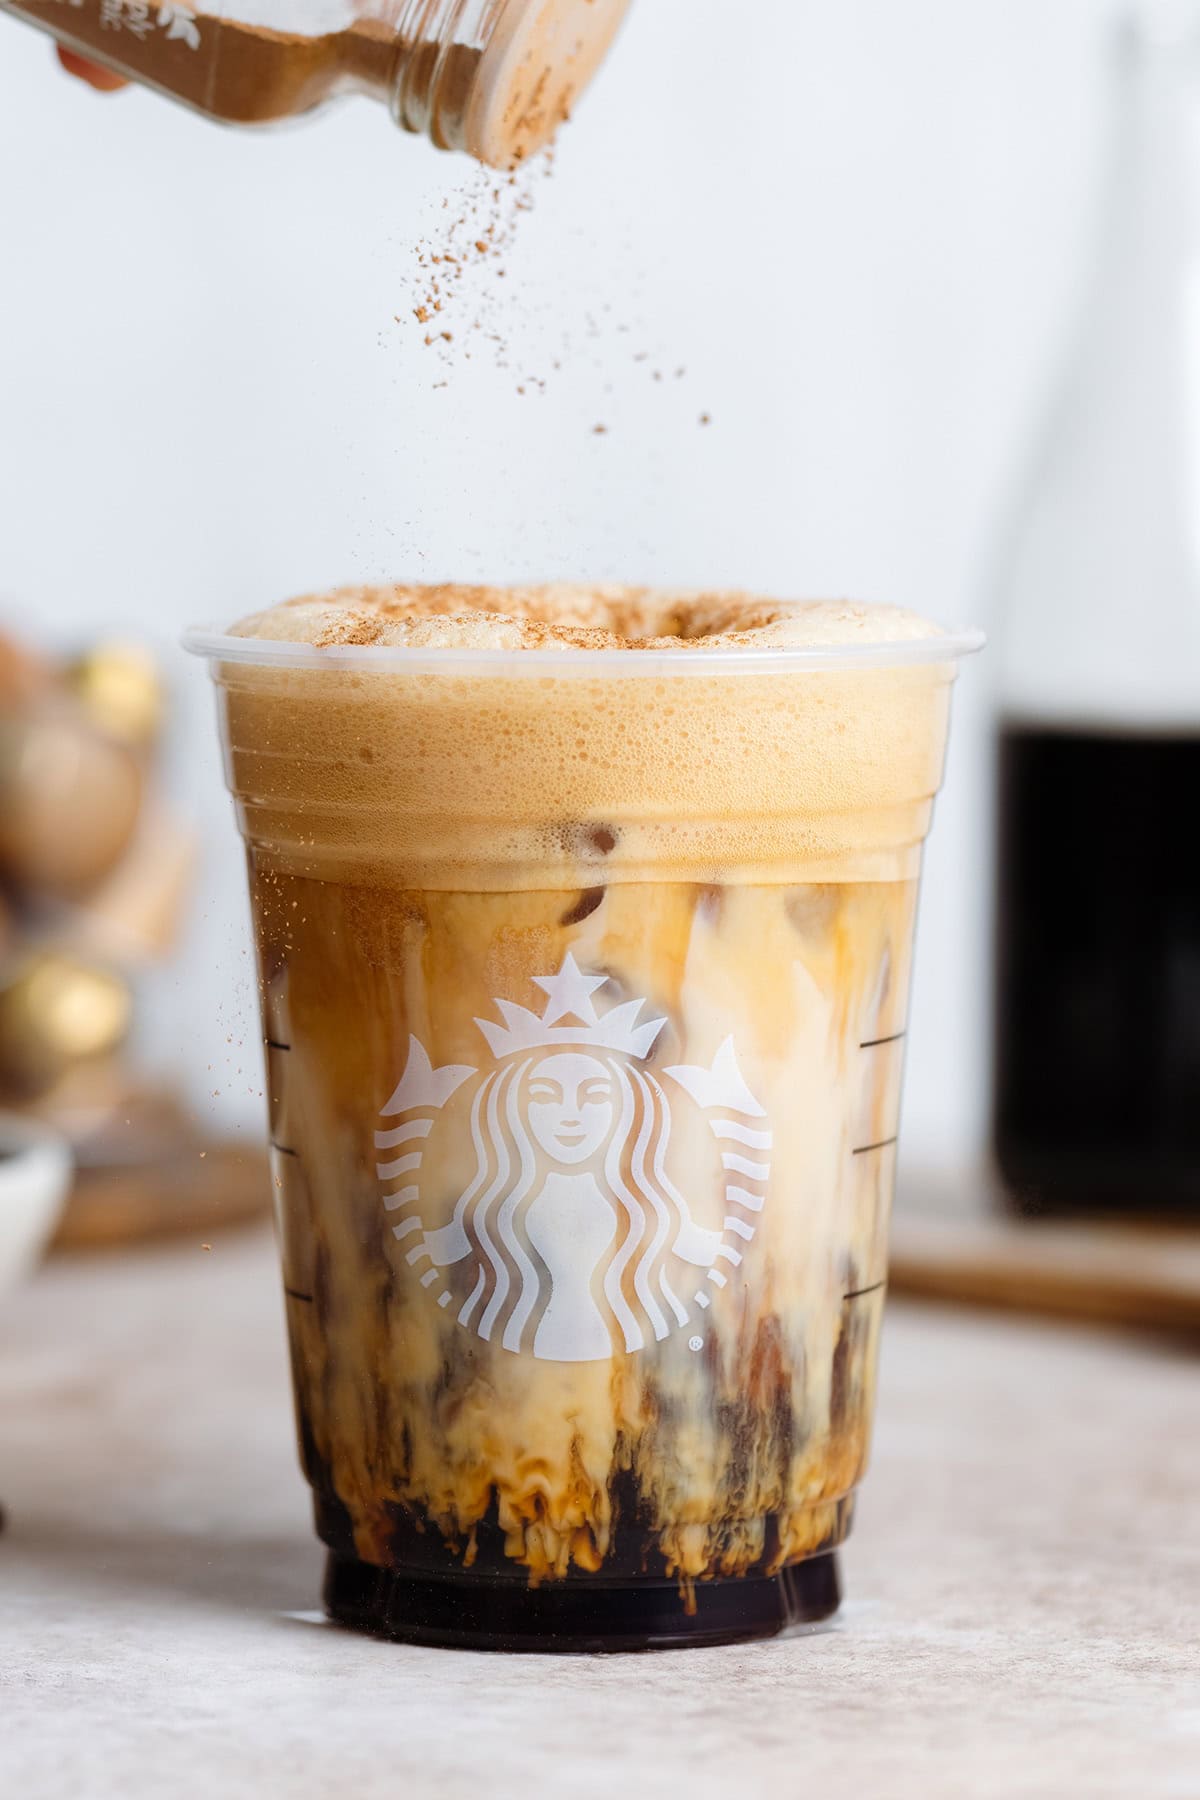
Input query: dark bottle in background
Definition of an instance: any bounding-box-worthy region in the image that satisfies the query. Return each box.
[995,725,1200,1215]
[992,5,1200,1218]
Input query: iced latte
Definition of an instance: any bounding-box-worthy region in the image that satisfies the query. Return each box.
[189,585,975,1650]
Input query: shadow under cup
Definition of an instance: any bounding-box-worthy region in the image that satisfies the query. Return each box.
[186,624,979,1652]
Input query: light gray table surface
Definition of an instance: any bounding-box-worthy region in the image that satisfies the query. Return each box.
[2,1227,1197,1800]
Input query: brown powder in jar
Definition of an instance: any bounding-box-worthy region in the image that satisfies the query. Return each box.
[24,4,402,124]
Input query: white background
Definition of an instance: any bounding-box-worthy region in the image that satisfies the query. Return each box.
[0,0,1121,1169]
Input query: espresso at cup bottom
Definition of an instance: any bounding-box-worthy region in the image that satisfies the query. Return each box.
[188,584,977,1652]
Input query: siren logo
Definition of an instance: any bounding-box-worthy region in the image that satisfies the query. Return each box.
[376,955,772,1363]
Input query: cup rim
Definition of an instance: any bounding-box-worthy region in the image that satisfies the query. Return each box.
[182,622,986,679]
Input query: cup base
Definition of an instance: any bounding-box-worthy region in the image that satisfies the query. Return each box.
[322,1551,841,1653]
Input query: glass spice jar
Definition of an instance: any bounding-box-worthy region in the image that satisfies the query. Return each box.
[0,0,631,167]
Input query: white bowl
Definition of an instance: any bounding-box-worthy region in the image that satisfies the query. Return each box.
[0,1114,73,1296]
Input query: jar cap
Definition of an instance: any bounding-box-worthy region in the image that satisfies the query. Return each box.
[467,0,632,167]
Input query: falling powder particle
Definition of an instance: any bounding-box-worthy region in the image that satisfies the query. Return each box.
[396,140,715,433]
[402,156,548,369]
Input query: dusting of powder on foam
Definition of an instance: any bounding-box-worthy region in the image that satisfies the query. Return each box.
[218,583,955,892]
[229,585,942,653]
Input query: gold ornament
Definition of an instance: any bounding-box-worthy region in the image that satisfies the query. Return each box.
[65,642,164,748]
[0,953,133,1097]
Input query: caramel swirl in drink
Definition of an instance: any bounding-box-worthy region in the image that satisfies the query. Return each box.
[190,584,974,1651]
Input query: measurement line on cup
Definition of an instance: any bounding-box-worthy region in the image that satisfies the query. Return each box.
[859,1031,907,1050]
[843,1280,887,1303]
[852,1136,899,1157]
[284,1287,314,1304]
[271,1141,300,1160]
[267,1039,292,1053]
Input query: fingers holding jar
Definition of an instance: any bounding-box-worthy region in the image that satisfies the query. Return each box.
[57,47,127,92]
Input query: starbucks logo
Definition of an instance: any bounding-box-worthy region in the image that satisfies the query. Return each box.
[376,955,771,1363]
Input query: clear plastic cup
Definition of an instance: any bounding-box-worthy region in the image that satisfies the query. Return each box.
[185,612,982,1651]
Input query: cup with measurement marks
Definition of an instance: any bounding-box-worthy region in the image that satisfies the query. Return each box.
[186,584,981,1652]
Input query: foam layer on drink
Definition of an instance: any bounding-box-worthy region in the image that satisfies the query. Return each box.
[220,585,955,891]
[230,584,942,652]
